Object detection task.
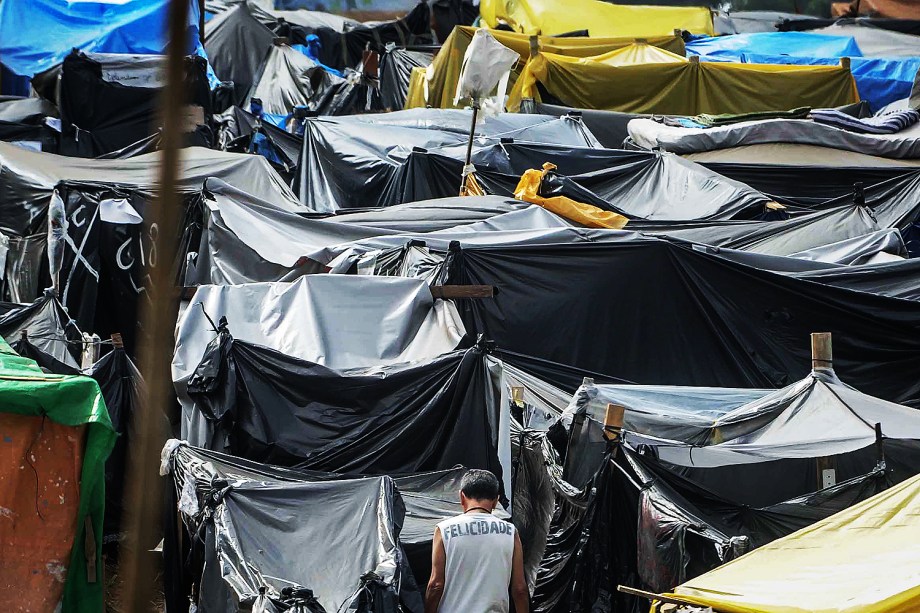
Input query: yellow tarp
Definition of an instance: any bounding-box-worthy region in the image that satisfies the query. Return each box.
[404,26,685,109]
[663,472,920,613]
[480,0,714,37]
[588,43,687,67]
[509,53,859,114]
[514,163,628,229]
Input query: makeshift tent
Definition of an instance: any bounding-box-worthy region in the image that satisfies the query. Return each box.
[715,10,816,34]
[84,344,142,541]
[164,444,418,613]
[441,237,920,407]
[378,46,435,111]
[174,275,466,434]
[297,109,601,212]
[0,336,115,613]
[669,469,920,612]
[407,26,685,110]
[0,140,300,239]
[686,31,863,60]
[479,0,714,37]
[204,3,276,107]
[162,442,512,613]
[53,51,213,157]
[0,0,204,92]
[628,117,920,160]
[510,53,859,114]
[0,97,59,153]
[183,330,510,481]
[249,43,343,115]
[779,16,920,36]
[0,291,82,369]
[684,32,920,111]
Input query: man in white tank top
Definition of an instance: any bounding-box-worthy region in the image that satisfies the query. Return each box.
[425,469,529,613]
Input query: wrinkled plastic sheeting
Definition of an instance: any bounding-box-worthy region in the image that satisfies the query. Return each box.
[454,29,520,104]
[206,477,402,613]
[174,275,465,440]
[0,290,82,368]
[298,109,601,212]
[636,490,690,592]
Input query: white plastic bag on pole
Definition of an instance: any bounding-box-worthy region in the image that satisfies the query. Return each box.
[454,29,520,106]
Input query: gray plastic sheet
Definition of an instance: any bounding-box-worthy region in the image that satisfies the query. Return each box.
[0,142,302,238]
[174,275,465,442]
[566,370,920,466]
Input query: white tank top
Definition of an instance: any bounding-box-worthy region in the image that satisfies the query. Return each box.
[436,512,515,613]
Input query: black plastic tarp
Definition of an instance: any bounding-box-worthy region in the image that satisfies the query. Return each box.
[298,110,601,211]
[377,46,435,111]
[443,238,920,407]
[204,3,275,107]
[86,345,142,540]
[185,330,507,485]
[700,162,919,206]
[0,290,82,368]
[247,43,343,116]
[56,50,212,157]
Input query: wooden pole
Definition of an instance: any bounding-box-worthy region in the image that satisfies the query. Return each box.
[459,101,480,195]
[603,403,625,441]
[118,0,189,609]
[811,332,833,371]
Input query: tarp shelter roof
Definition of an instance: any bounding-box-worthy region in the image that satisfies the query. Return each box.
[246,43,343,115]
[183,337,509,485]
[166,444,411,612]
[0,291,82,368]
[445,238,920,407]
[0,336,114,613]
[686,31,863,60]
[407,26,686,110]
[204,2,276,106]
[378,46,435,111]
[628,118,920,160]
[298,109,601,212]
[174,275,465,428]
[671,470,920,612]
[572,367,920,466]
[0,142,301,237]
[188,178,542,284]
[479,0,714,37]
[0,0,203,77]
[510,53,858,114]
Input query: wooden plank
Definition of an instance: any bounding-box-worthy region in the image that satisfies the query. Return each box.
[430,285,495,299]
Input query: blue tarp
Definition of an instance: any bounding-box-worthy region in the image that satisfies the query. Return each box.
[740,53,920,113]
[686,32,864,60]
[0,0,202,77]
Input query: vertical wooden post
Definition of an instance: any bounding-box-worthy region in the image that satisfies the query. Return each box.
[811,332,833,371]
[603,403,625,441]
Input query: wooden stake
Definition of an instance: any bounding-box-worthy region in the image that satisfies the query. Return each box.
[811,332,833,371]
[604,403,625,441]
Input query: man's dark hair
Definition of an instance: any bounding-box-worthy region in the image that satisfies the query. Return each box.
[460,469,500,501]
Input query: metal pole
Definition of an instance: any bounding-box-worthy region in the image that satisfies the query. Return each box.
[118,0,189,609]
[459,100,480,194]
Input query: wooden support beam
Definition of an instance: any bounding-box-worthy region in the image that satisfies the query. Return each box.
[430,285,495,299]
[603,403,625,441]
